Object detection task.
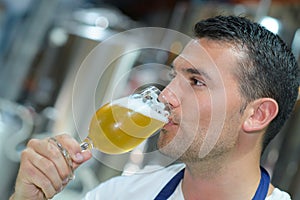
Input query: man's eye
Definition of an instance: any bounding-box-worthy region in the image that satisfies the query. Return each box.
[191,78,205,86]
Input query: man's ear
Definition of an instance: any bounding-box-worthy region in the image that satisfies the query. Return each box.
[242,98,278,133]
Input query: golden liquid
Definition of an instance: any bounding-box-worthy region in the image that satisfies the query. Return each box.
[84,103,165,154]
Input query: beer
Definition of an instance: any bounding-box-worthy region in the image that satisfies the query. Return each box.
[82,95,168,154]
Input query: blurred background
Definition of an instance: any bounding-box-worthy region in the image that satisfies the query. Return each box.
[0,0,299,199]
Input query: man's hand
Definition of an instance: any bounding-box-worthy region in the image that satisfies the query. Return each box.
[10,134,92,200]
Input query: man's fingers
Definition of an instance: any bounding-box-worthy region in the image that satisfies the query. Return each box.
[72,150,93,169]
[19,150,59,199]
[27,148,65,191]
[27,138,71,180]
[54,134,93,169]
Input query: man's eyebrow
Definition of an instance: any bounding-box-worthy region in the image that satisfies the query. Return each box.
[183,67,211,81]
[170,62,211,81]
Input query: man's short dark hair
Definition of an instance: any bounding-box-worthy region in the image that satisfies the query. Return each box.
[194,15,299,151]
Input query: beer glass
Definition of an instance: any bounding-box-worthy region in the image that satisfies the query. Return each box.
[80,86,170,154]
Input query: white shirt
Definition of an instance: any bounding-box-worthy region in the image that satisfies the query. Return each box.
[83,163,291,200]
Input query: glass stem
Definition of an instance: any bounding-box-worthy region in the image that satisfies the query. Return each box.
[80,137,93,150]
[80,142,89,150]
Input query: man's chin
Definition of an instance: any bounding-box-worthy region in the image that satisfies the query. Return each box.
[157,135,182,160]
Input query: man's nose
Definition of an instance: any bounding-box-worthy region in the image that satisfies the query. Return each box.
[159,85,180,109]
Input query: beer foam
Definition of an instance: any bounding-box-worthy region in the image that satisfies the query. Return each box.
[112,97,168,123]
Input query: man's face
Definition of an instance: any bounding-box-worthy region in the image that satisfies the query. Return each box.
[157,39,246,162]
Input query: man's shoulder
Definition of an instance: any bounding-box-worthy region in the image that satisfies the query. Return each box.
[266,188,292,200]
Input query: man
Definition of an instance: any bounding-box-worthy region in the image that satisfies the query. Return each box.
[10,15,299,200]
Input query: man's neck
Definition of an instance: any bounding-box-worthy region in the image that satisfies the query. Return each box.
[181,151,271,200]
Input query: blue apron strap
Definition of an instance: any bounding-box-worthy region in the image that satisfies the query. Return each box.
[154,168,185,200]
[252,166,271,200]
[154,166,270,200]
